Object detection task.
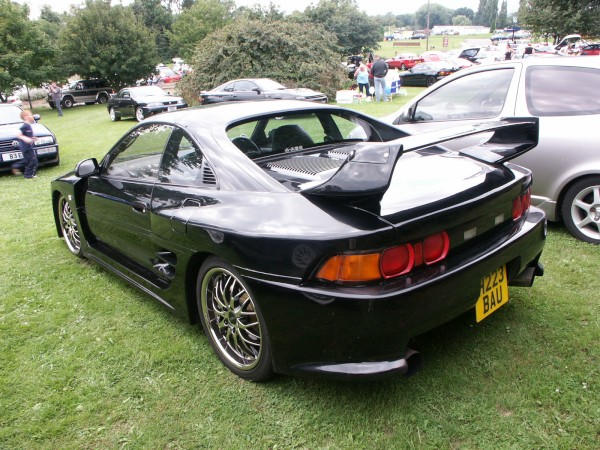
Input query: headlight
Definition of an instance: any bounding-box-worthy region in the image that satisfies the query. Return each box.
[35,136,54,146]
[146,103,163,108]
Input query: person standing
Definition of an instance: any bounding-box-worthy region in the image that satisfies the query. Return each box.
[11,110,39,179]
[49,81,63,116]
[370,55,388,102]
[354,62,370,99]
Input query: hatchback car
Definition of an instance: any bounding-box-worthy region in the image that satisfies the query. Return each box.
[388,56,600,244]
[580,43,600,56]
[385,54,424,71]
[107,86,188,122]
[51,100,545,381]
[0,104,59,173]
[199,78,327,104]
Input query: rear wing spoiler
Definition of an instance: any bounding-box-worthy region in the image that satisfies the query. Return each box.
[301,117,538,203]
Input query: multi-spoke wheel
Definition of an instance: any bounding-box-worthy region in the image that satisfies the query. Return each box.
[57,194,82,256]
[197,257,273,381]
[109,107,120,121]
[561,176,600,244]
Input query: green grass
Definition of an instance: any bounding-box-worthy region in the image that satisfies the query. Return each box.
[0,102,598,448]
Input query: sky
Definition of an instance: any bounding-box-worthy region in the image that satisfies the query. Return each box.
[17,0,521,19]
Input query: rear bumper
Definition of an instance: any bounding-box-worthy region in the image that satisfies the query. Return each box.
[242,210,546,380]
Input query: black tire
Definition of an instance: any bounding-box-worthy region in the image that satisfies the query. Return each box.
[109,107,120,122]
[57,194,83,257]
[560,176,600,244]
[425,76,436,87]
[197,257,274,381]
[135,106,145,122]
[401,63,407,71]
[97,94,108,104]
[62,97,74,108]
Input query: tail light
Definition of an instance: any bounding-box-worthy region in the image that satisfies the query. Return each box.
[315,231,450,284]
[512,188,531,221]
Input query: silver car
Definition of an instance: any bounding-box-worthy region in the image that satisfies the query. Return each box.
[387,56,600,244]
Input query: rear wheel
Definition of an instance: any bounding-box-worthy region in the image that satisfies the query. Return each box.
[425,76,436,87]
[197,257,274,381]
[109,107,120,122]
[97,94,108,104]
[57,194,82,256]
[401,63,407,70]
[135,106,145,122]
[561,176,600,244]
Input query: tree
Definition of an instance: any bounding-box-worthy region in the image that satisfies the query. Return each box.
[497,0,508,29]
[180,19,346,103]
[0,0,62,105]
[169,0,234,60]
[520,0,600,41]
[415,3,454,29]
[60,0,158,88]
[453,15,472,26]
[132,0,174,60]
[292,0,381,56]
[454,7,475,21]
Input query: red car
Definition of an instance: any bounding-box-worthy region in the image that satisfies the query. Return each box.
[159,68,182,84]
[385,54,425,71]
[580,44,600,56]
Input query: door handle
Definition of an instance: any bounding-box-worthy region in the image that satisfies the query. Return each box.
[132,201,148,214]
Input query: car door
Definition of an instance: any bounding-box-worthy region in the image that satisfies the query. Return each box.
[84,123,174,271]
[393,65,519,136]
[116,89,136,117]
[231,80,265,101]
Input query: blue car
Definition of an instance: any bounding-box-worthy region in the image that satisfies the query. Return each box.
[0,104,59,173]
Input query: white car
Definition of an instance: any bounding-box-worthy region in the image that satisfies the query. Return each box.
[386,56,600,244]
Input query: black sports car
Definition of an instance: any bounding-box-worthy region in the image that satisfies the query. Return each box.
[199,78,327,105]
[399,61,459,87]
[51,100,546,381]
[0,104,59,173]
[107,86,188,122]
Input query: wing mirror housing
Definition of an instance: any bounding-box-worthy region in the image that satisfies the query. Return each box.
[75,158,100,177]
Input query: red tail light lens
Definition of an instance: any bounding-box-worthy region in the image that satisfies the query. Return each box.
[381,244,414,278]
[513,188,531,221]
[423,231,450,265]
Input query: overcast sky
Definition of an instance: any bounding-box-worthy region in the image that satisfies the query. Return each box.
[17,0,521,19]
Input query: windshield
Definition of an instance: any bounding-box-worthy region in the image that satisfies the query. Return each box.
[132,86,167,97]
[256,79,287,91]
[0,105,24,125]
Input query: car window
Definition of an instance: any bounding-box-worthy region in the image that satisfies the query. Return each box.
[526,65,600,116]
[404,68,513,122]
[158,130,211,185]
[104,124,173,180]
[226,111,375,158]
[233,81,257,91]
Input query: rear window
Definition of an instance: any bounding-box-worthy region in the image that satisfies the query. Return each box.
[526,65,600,116]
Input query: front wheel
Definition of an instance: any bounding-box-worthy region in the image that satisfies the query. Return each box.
[62,97,74,108]
[109,107,120,122]
[561,176,600,244]
[57,194,83,256]
[197,257,274,381]
[401,63,407,71]
[135,106,145,122]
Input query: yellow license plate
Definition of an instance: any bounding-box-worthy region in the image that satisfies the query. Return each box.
[476,266,508,322]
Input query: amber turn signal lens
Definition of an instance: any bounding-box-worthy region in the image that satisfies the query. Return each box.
[316,253,381,282]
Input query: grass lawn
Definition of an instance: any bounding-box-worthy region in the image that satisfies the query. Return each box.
[0,101,598,448]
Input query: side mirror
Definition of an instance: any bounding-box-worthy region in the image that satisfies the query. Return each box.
[33,114,41,122]
[253,88,262,94]
[75,158,100,177]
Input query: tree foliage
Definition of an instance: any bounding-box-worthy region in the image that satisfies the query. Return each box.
[291,0,381,56]
[169,0,234,60]
[0,0,62,102]
[415,3,454,29]
[454,7,475,21]
[520,0,600,41]
[180,19,347,103]
[59,0,158,88]
[132,0,174,60]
